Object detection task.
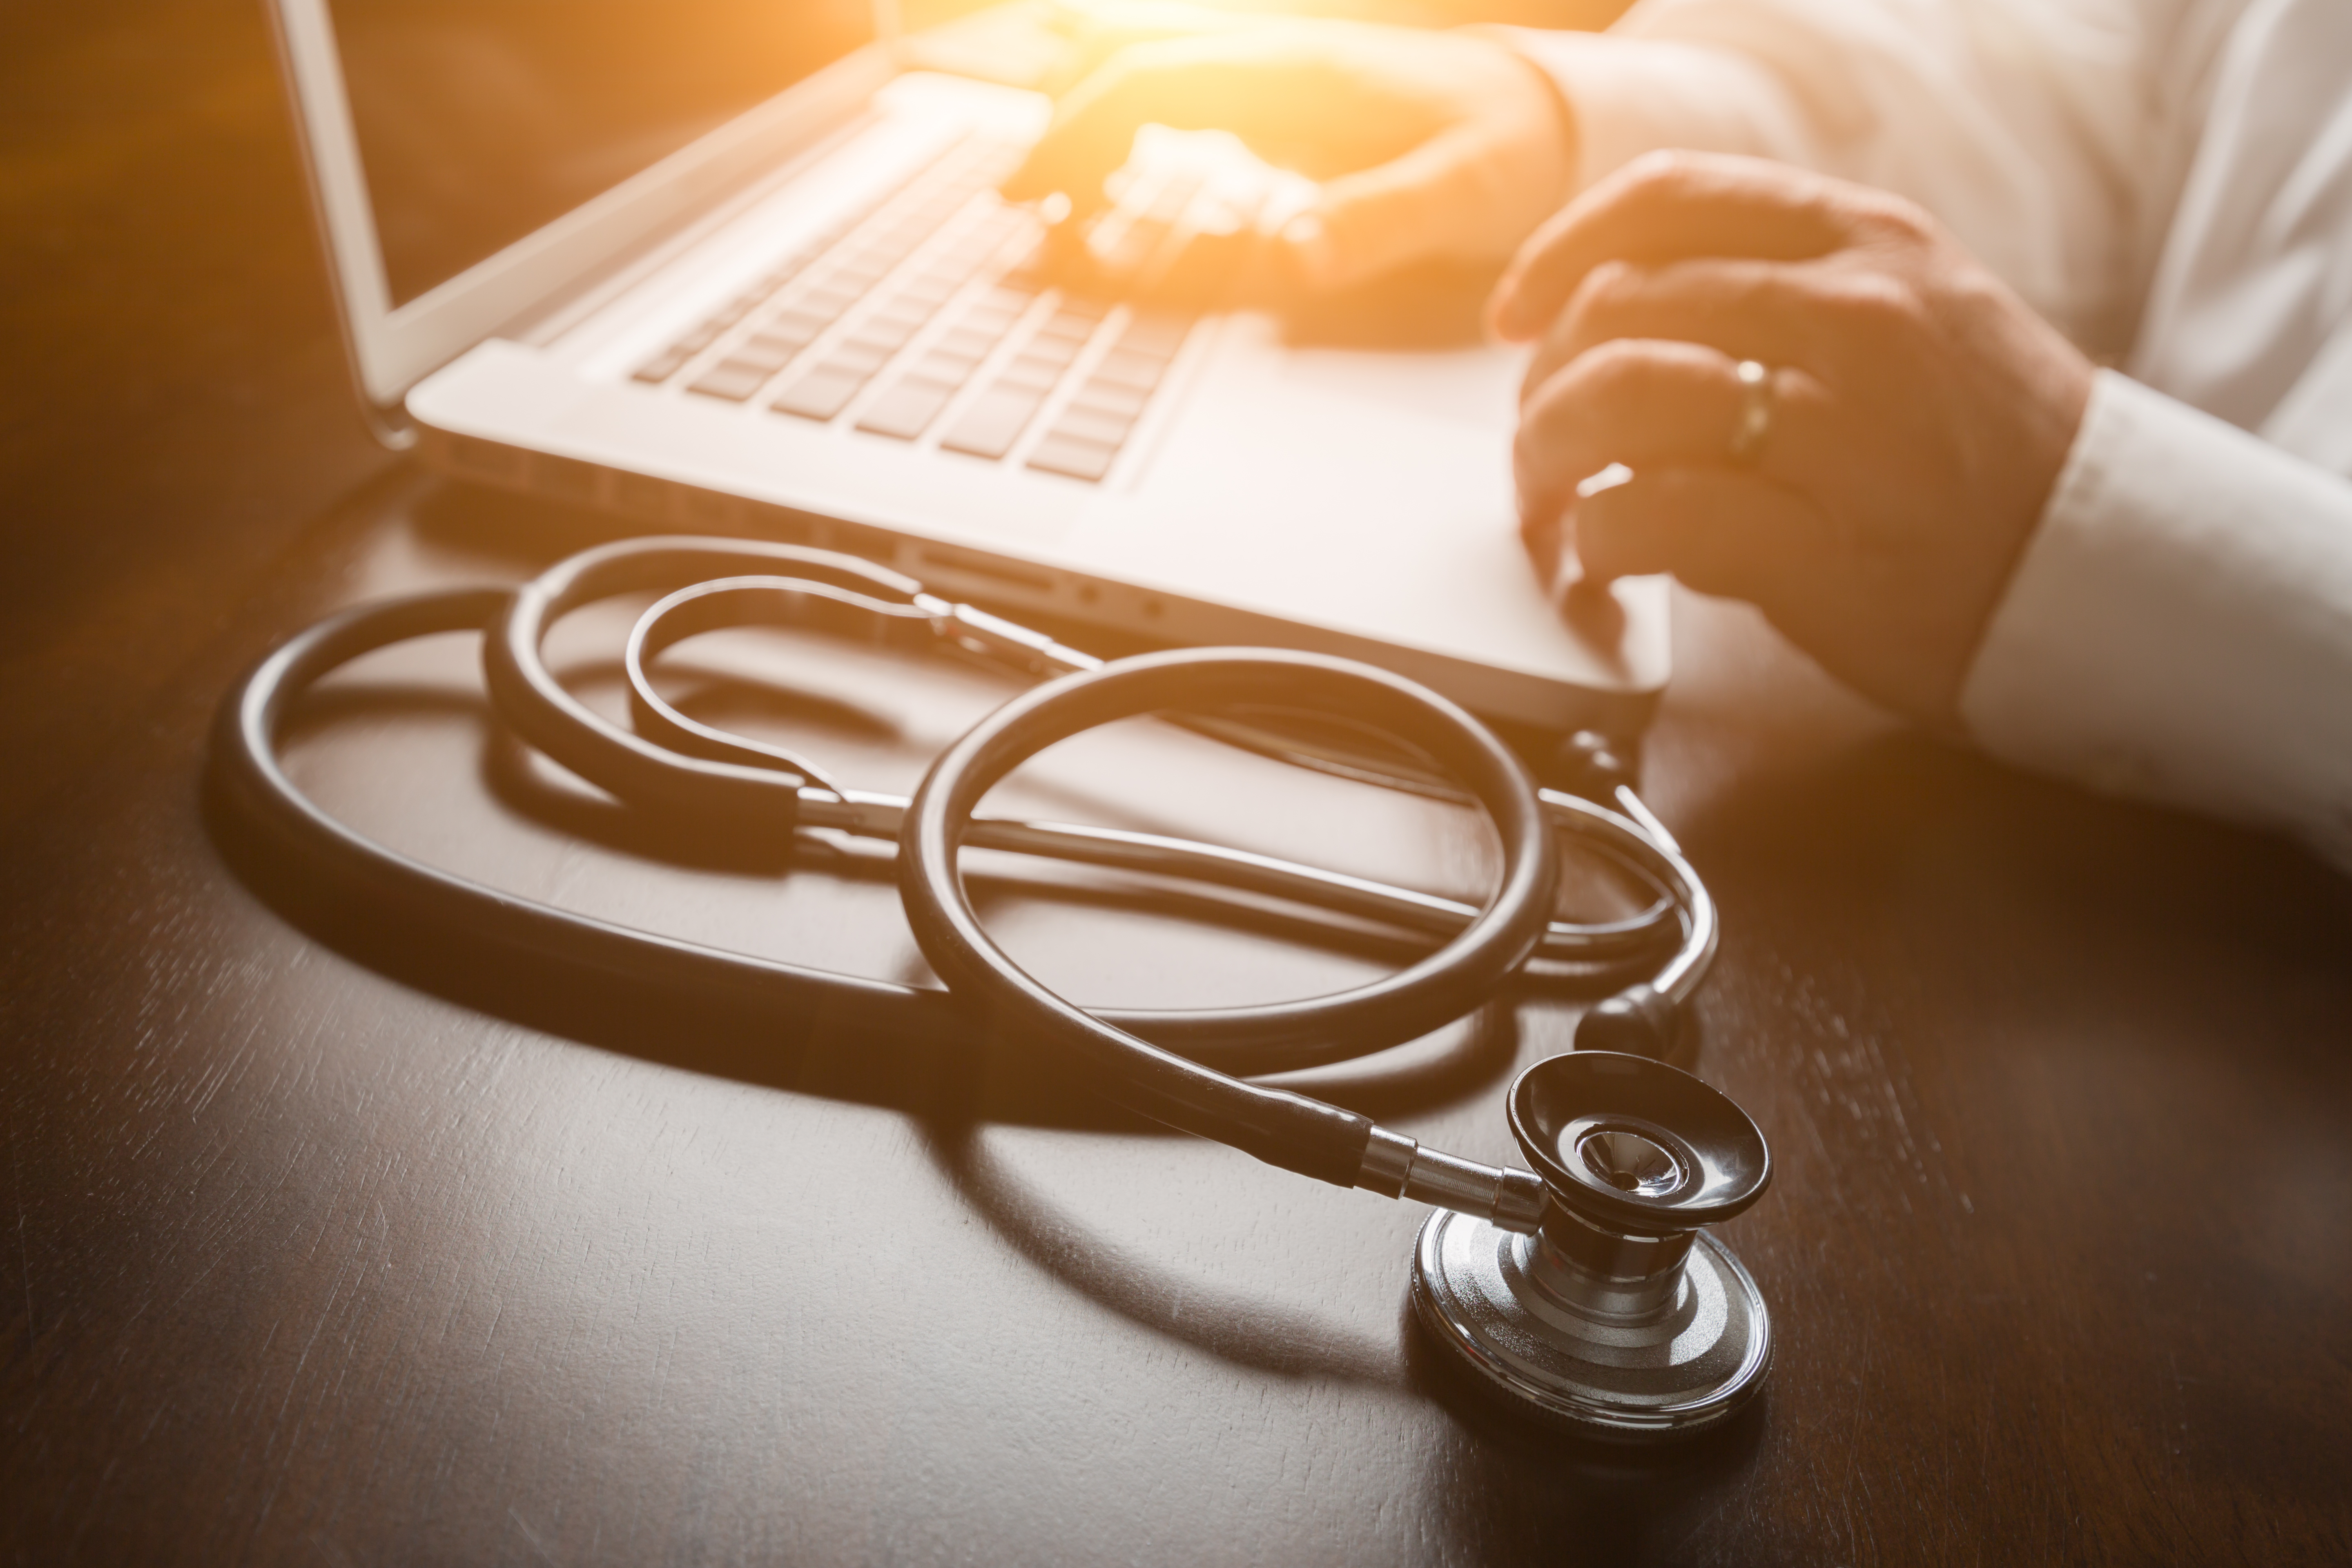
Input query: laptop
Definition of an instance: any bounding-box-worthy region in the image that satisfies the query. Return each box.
[265,0,1668,733]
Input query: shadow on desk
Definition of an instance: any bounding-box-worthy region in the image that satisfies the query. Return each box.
[202,678,1540,1137]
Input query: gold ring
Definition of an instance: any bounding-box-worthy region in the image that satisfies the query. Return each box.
[1727,359,1774,465]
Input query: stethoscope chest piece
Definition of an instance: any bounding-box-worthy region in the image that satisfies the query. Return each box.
[1411,1051,1773,1441]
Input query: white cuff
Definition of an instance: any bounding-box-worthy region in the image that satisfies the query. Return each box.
[1961,370,2352,866]
[1483,28,1812,194]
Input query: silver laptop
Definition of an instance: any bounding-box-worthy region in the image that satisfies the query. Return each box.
[266,0,1668,732]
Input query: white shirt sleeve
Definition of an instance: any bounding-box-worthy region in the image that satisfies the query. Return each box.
[1966,0,2352,868]
[1490,0,2352,868]
[1494,0,2173,351]
[1960,370,2352,868]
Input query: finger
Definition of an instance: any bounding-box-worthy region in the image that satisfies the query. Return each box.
[1519,461,1632,597]
[1516,255,1839,405]
[1567,466,1831,604]
[1489,150,1888,340]
[1514,339,1827,523]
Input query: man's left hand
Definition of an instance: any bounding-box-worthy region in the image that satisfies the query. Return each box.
[1493,151,2096,726]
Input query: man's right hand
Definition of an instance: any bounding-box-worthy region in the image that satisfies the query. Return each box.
[1000,17,1577,292]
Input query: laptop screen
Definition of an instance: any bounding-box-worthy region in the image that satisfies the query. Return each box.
[330,0,874,308]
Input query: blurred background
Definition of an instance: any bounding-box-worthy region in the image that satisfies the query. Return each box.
[905,0,1639,43]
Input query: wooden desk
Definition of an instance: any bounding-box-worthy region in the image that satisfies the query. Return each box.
[5,5,2349,1562]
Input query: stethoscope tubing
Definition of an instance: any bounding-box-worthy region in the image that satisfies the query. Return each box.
[210,533,1717,1201]
[210,587,968,1045]
[897,646,1560,1184]
[495,535,1714,1022]
[619,572,1706,969]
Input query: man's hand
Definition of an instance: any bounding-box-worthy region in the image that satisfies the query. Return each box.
[1492,152,2096,725]
[1002,18,1576,291]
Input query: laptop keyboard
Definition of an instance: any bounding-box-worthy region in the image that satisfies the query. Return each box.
[628,136,1209,484]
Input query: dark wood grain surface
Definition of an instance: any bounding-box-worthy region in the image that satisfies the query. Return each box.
[6,4,2351,1564]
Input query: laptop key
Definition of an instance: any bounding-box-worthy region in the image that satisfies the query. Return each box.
[687,359,779,402]
[1089,348,1167,393]
[956,307,1023,341]
[855,379,958,441]
[1020,333,1081,367]
[936,327,1001,361]
[752,323,822,360]
[995,355,1065,393]
[1048,404,1133,446]
[785,303,851,337]
[1026,432,1119,482]
[728,340,799,376]
[820,341,893,377]
[1068,379,1148,420]
[912,351,982,386]
[771,366,867,421]
[632,347,693,384]
[850,319,917,352]
[941,386,1046,458]
[870,296,939,327]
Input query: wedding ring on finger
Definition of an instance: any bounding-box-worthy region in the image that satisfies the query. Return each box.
[1727,359,1775,466]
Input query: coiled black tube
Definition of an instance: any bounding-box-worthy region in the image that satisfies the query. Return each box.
[209,535,1717,1186]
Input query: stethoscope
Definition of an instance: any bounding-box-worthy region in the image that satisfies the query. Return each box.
[212,533,1775,1440]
